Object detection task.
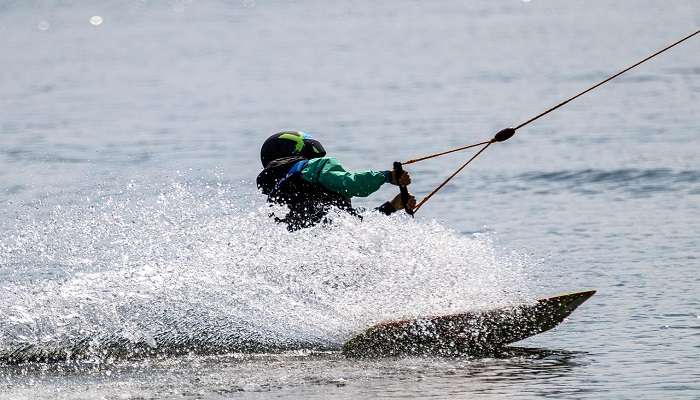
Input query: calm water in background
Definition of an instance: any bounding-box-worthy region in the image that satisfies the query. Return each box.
[1,1,699,399]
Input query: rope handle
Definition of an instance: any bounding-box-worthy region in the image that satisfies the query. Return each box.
[393,161,414,216]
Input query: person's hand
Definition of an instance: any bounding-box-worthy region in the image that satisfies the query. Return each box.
[390,170,411,186]
[390,192,416,211]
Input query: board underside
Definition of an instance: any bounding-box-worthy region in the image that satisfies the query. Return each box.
[342,290,596,357]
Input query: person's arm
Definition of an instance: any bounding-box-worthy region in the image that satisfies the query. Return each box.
[300,157,390,198]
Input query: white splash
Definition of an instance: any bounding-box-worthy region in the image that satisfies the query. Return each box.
[0,177,533,360]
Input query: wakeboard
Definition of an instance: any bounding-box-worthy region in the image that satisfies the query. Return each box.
[342,290,596,357]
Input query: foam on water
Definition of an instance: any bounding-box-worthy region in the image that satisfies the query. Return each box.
[0,178,533,363]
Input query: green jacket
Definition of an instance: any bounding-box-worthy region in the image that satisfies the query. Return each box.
[300,157,390,198]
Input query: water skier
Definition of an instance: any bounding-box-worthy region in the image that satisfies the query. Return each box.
[257,131,415,231]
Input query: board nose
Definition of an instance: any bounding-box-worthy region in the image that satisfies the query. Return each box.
[568,290,597,309]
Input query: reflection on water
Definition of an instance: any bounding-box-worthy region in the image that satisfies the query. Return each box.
[1,347,588,399]
[464,347,586,382]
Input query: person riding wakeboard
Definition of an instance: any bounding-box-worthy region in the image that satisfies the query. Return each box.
[257,131,416,231]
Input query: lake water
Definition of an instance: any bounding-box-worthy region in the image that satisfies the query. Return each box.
[1,1,699,399]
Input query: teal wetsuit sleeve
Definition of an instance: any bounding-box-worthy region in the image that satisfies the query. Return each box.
[301,157,388,198]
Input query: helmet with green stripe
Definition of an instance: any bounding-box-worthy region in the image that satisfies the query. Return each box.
[260,131,326,167]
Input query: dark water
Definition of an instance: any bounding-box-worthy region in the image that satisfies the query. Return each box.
[1,1,699,399]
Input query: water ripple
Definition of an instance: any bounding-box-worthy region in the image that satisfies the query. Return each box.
[517,168,699,194]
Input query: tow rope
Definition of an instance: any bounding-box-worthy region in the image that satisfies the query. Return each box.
[393,28,699,214]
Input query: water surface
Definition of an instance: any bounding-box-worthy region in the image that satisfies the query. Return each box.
[1,1,699,399]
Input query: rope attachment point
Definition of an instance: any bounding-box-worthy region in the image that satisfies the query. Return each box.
[492,127,516,142]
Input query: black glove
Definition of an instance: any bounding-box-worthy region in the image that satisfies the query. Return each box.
[389,170,411,186]
[390,192,416,212]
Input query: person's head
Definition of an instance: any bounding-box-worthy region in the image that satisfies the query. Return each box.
[260,131,326,167]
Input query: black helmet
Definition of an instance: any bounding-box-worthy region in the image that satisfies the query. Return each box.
[260,131,326,167]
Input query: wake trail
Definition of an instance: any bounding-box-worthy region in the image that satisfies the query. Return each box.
[0,178,534,364]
